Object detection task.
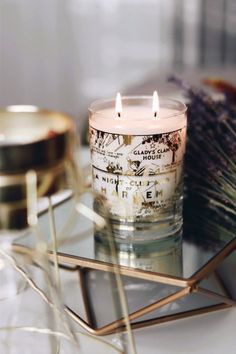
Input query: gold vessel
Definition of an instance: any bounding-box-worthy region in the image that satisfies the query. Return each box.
[0,106,76,230]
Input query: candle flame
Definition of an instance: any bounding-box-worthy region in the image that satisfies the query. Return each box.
[152,90,159,117]
[115,92,122,117]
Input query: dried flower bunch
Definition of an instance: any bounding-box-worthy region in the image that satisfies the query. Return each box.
[168,76,236,247]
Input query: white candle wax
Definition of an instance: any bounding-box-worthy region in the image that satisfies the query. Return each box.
[90,106,186,135]
[89,96,187,227]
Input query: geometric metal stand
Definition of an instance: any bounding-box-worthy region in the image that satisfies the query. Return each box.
[49,237,236,336]
[11,189,236,337]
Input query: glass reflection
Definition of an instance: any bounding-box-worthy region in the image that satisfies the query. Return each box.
[42,195,235,280]
[95,230,183,277]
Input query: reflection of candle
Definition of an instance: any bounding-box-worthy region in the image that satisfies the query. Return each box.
[89,94,187,238]
[95,232,182,276]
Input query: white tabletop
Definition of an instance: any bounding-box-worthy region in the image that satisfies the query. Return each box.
[134,308,236,354]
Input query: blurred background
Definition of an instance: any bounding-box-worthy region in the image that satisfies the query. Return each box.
[0,0,235,141]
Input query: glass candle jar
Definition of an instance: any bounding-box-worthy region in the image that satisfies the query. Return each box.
[89,96,187,242]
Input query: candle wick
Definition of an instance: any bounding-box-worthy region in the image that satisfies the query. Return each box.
[152,90,159,118]
[116,92,122,118]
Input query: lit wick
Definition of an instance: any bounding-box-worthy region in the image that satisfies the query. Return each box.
[115,92,122,118]
[152,90,159,118]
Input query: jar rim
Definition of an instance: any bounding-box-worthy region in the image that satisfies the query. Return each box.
[89,95,187,120]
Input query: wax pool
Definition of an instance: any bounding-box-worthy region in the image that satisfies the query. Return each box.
[90,107,186,134]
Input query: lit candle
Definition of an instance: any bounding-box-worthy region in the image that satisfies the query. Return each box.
[89,94,187,240]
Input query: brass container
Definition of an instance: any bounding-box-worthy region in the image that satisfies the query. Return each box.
[0,106,76,230]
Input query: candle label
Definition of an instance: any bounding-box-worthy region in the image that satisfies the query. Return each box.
[89,126,186,218]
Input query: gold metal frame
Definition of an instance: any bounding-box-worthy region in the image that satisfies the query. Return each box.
[44,237,236,336]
